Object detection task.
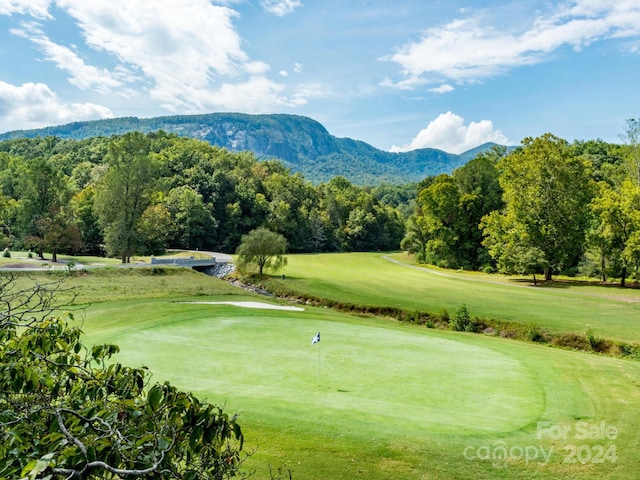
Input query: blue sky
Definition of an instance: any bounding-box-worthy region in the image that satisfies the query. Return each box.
[0,1,639,154]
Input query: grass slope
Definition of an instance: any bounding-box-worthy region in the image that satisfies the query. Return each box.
[265,252,640,344]
[12,264,640,478]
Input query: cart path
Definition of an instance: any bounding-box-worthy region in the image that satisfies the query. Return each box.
[381,255,640,304]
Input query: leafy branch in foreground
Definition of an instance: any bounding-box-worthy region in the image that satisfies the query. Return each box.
[0,273,77,328]
[0,277,245,480]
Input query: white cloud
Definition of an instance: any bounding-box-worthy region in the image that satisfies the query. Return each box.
[243,61,271,76]
[380,75,428,91]
[56,1,246,97]
[0,81,113,132]
[44,0,300,112]
[293,62,303,73]
[0,0,52,19]
[0,0,317,121]
[429,84,454,94]
[291,83,331,105]
[260,0,302,16]
[390,111,509,154]
[385,1,640,87]
[11,23,129,93]
[205,77,294,112]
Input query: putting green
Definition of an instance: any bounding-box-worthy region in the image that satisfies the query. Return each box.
[83,296,640,479]
[91,299,542,435]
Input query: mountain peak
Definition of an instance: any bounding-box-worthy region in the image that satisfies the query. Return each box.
[0,113,499,184]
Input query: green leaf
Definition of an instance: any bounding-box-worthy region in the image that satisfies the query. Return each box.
[147,385,163,412]
[86,445,96,463]
[135,434,156,447]
[20,460,37,478]
[22,453,55,480]
[91,344,103,359]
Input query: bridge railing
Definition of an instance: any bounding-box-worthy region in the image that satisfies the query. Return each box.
[150,257,216,267]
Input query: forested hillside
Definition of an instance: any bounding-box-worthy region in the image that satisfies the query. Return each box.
[0,121,638,284]
[0,113,493,184]
[0,132,409,259]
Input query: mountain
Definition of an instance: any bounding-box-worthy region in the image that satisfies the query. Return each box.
[0,113,500,184]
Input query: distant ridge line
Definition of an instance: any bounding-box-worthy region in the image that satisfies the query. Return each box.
[0,112,505,185]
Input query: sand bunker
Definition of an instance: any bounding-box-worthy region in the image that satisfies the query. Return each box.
[180,301,304,311]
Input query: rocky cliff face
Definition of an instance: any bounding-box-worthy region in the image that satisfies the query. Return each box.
[199,114,338,163]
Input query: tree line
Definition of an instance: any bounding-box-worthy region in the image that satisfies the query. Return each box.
[402,120,640,284]
[2,120,640,284]
[0,132,408,261]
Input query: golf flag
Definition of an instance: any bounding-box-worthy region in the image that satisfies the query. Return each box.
[311,332,320,345]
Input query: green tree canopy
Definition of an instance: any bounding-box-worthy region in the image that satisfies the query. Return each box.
[590,180,640,285]
[94,132,158,262]
[236,227,288,277]
[165,186,216,250]
[482,134,594,280]
[401,147,504,269]
[15,156,70,241]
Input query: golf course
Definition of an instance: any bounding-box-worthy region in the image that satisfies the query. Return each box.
[19,251,625,479]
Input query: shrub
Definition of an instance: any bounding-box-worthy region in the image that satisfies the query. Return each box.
[0,277,245,479]
[617,343,640,360]
[585,327,599,351]
[552,333,589,351]
[525,324,546,342]
[2,248,10,258]
[450,304,473,332]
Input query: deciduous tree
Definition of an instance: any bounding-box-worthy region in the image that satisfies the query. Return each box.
[32,208,83,262]
[15,156,70,252]
[590,180,640,285]
[620,118,640,185]
[482,134,594,280]
[236,227,288,277]
[165,186,216,250]
[137,203,177,256]
[94,133,158,263]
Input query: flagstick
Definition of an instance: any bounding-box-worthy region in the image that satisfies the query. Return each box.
[317,341,321,385]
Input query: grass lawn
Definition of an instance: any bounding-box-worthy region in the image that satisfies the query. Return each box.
[265,252,640,344]
[9,261,640,478]
[82,295,640,479]
[5,267,241,305]
[0,250,122,267]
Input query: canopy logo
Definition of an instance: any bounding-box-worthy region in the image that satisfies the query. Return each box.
[463,421,618,468]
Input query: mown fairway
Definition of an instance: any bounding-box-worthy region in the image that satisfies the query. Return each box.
[63,263,640,480]
[266,252,640,344]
